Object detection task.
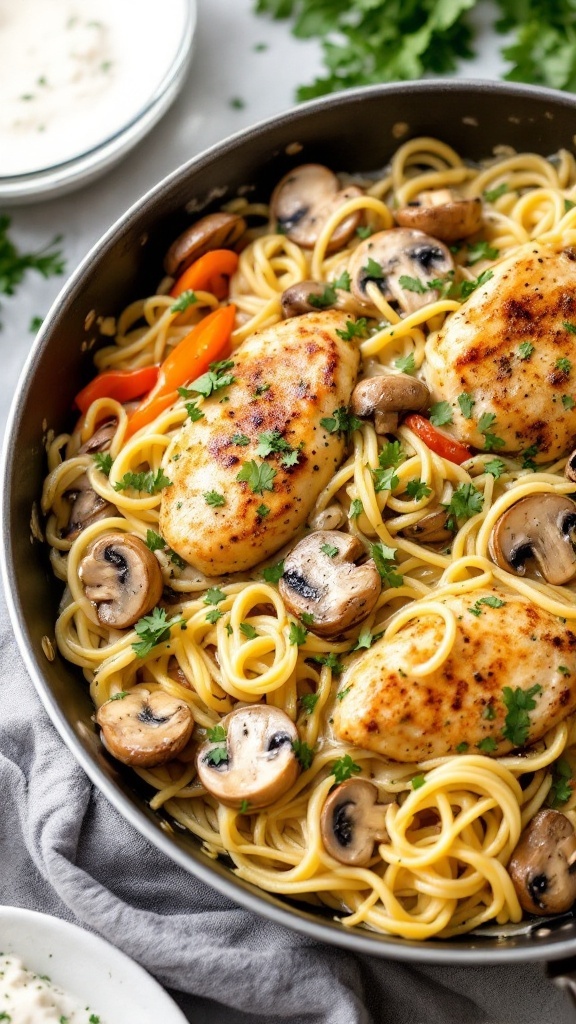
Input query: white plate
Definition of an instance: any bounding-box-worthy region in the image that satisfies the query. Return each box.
[0,906,188,1024]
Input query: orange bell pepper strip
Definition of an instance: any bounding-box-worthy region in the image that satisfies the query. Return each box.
[125,304,236,439]
[170,249,239,301]
[404,413,472,466]
[74,365,160,415]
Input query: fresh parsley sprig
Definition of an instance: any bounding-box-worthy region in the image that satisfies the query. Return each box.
[132,608,185,658]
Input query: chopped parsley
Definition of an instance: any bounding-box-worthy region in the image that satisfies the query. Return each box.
[372,440,405,492]
[521,444,539,471]
[457,269,494,299]
[146,529,165,552]
[204,490,226,507]
[484,457,506,479]
[518,341,534,360]
[563,322,576,335]
[468,595,506,617]
[332,754,362,783]
[370,542,403,588]
[113,468,172,494]
[93,451,113,475]
[555,356,572,374]
[239,799,251,813]
[335,317,369,341]
[231,432,250,446]
[205,607,224,625]
[320,542,339,557]
[477,736,498,753]
[351,626,379,651]
[256,503,270,517]
[466,240,499,265]
[429,401,453,427]
[256,429,302,467]
[483,704,497,720]
[184,400,204,422]
[455,742,469,754]
[262,560,285,584]
[558,665,571,676]
[405,478,432,500]
[562,395,576,410]
[311,652,343,676]
[394,352,416,374]
[185,358,236,398]
[240,622,258,639]
[320,406,362,437]
[299,692,319,714]
[349,498,363,518]
[289,621,308,646]
[132,608,184,657]
[478,411,506,451]
[457,392,475,419]
[483,183,508,202]
[236,460,277,494]
[411,774,426,790]
[204,586,226,606]
[548,757,574,808]
[205,742,228,766]
[502,683,543,747]
[442,482,484,530]
[336,685,351,701]
[292,739,315,770]
[171,289,197,313]
[108,691,129,701]
[398,274,427,294]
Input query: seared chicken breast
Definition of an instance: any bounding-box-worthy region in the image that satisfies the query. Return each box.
[334,588,576,761]
[424,242,576,461]
[160,310,359,575]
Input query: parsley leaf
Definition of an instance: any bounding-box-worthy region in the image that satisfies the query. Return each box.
[289,621,308,645]
[429,401,453,427]
[292,739,315,770]
[256,503,270,517]
[146,529,165,552]
[478,411,506,451]
[311,652,343,676]
[93,451,113,475]
[205,607,224,625]
[171,289,197,313]
[113,468,172,494]
[262,560,284,584]
[320,542,338,557]
[237,460,277,494]
[502,683,543,747]
[335,317,369,341]
[484,457,506,478]
[186,358,236,398]
[204,490,226,507]
[556,356,572,374]
[411,774,426,790]
[132,608,185,657]
[299,692,319,714]
[205,743,228,766]
[184,400,205,422]
[332,754,362,784]
[231,432,250,446]
[204,586,226,605]
[394,352,416,374]
[0,216,65,306]
[336,685,351,701]
[442,482,484,530]
[483,183,508,202]
[521,444,539,471]
[349,498,363,518]
[562,395,576,410]
[477,736,498,753]
[466,240,499,265]
[240,622,258,639]
[457,392,475,419]
[405,478,432,500]
[370,542,403,588]
[548,757,573,808]
[320,406,362,437]
[399,274,427,294]
[518,341,534,360]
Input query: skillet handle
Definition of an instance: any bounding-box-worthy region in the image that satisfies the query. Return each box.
[548,958,576,1013]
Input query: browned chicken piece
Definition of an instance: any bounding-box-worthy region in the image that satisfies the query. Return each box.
[160,310,360,575]
[424,242,576,462]
[333,588,576,761]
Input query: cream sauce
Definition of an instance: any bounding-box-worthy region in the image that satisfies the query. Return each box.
[0,0,189,176]
[0,954,102,1023]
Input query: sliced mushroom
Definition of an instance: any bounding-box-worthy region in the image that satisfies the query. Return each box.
[308,503,346,532]
[270,164,363,251]
[79,532,164,628]
[280,279,361,319]
[351,373,430,434]
[164,212,246,277]
[321,779,391,866]
[508,808,576,915]
[489,494,576,585]
[348,228,454,315]
[401,507,452,544]
[78,418,117,455]
[64,473,116,540]
[395,189,483,243]
[96,687,194,767]
[279,530,381,637]
[565,448,576,483]
[196,705,300,809]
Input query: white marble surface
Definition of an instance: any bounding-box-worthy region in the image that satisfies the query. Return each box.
[0,0,509,432]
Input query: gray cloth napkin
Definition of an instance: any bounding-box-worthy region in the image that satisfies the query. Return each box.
[0,586,573,1024]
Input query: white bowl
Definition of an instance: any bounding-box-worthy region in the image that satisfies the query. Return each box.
[0,906,188,1024]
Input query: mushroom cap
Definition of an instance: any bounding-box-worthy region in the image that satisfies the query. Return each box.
[64,472,116,540]
[565,448,576,483]
[79,531,164,628]
[395,190,483,243]
[280,279,361,320]
[78,418,117,455]
[351,374,430,418]
[489,493,576,586]
[508,808,576,915]
[320,778,390,866]
[348,228,454,315]
[401,507,452,544]
[196,705,300,809]
[96,687,194,767]
[279,530,381,638]
[163,212,246,277]
[270,163,363,251]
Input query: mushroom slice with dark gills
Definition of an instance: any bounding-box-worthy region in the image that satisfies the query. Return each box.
[279,530,381,638]
[350,372,430,435]
[280,279,361,320]
[163,211,246,278]
[64,473,116,540]
[270,164,363,251]
[508,808,576,916]
[348,228,454,316]
[401,507,452,545]
[395,188,483,243]
[96,687,194,767]
[489,494,576,586]
[79,532,164,628]
[196,705,300,809]
[321,779,393,866]
[77,418,117,455]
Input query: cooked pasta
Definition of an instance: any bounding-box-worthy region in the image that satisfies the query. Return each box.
[42,136,576,940]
